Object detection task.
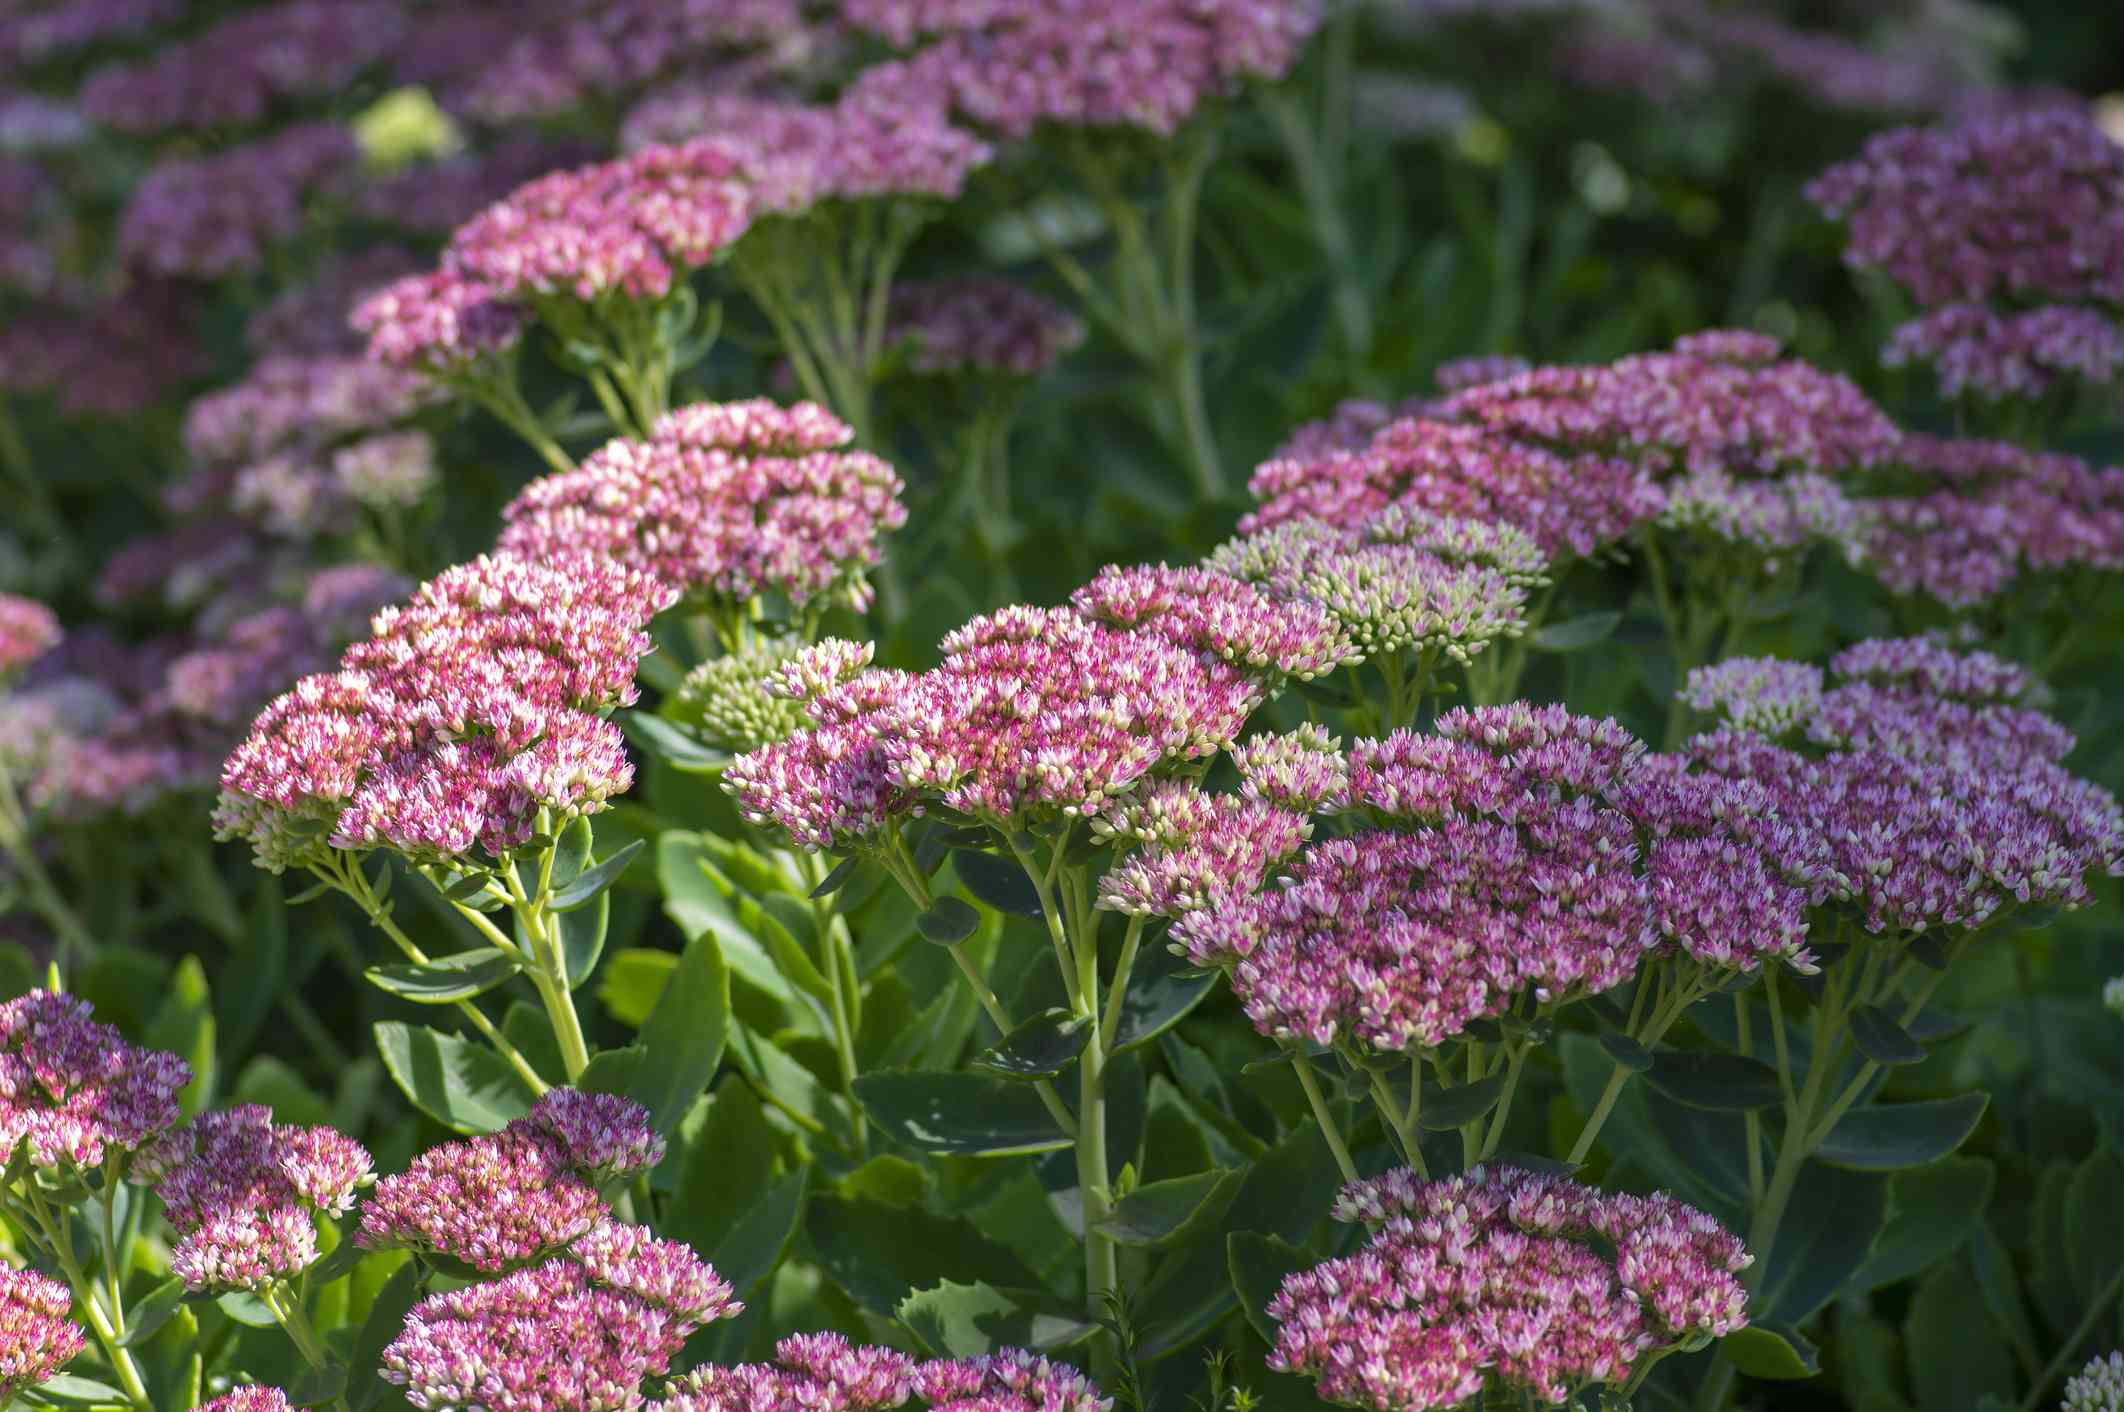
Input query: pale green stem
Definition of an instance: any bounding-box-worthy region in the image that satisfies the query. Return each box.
[1292,1050,1359,1184]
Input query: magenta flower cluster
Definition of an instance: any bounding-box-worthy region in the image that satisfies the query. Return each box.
[118,123,361,281]
[358,1089,664,1272]
[1245,330,1894,562]
[137,1106,374,1293]
[727,590,1297,851]
[0,1265,85,1403]
[884,277,1086,379]
[1092,778,1312,919]
[215,551,672,869]
[1864,434,2124,608]
[380,1231,736,1412]
[1269,1165,1750,1411]
[197,1390,293,1412]
[1684,638,2124,933]
[0,593,59,675]
[1175,705,1828,1051]
[1809,106,2124,401]
[497,399,907,614]
[0,990,190,1174]
[847,0,1323,140]
[651,1331,1108,1412]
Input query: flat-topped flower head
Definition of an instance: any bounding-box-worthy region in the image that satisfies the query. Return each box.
[0,1267,85,1404]
[723,668,923,852]
[334,431,437,510]
[1178,817,1651,1050]
[1862,434,2124,609]
[496,400,907,613]
[381,1254,734,1412]
[914,1350,1111,1412]
[148,1106,374,1293]
[855,0,1323,139]
[1359,505,1551,588]
[1244,418,1662,562]
[1204,526,1533,668]
[1435,353,1533,393]
[908,606,1263,823]
[525,1089,665,1185]
[653,1331,916,1412]
[447,138,754,304]
[1069,563,1357,680]
[1232,725,1349,814]
[677,640,812,753]
[1683,660,1827,736]
[569,1221,736,1321]
[0,990,191,1174]
[198,1389,292,1412]
[352,269,523,372]
[358,1123,605,1273]
[1271,1166,1749,1410]
[1092,780,1310,919]
[884,277,1083,378]
[1887,303,2123,400]
[0,594,59,675]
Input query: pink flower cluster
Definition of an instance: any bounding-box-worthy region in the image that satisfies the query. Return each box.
[358,1089,664,1272]
[497,399,907,613]
[1809,107,2124,400]
[1885,304,2124,401]
[619,87,991,212]
[0,594,59,675]
[0,990,190,1173]
[81,1,406,134]
[650,1332,1108,1412]
[1269,1165,1750,1411]
[1864,434,2124,607]
[1092,779,1312,919]
[118,124,361,280]
[1176,705,1828,1049]
[183,356,435,471]
[1684,638,2124,932]
[848,0,1322,138]
[215,552,672,870]
[884,277,1085,378]
[0,0,180,66]
[1069,563,1358,680]
[1245,331,1894,562]
[380,1231,736,1412]
[0,1266,85,1403]
[728,600,1273,850]
[138,1106,373,1293]
[198,1390,292,1412]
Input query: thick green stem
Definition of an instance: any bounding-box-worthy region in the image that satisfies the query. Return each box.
[1292,1051,1359,1184]
[260,1283,332,1371]
[23,1185,152,1410]
[1367,1068,1426,1176]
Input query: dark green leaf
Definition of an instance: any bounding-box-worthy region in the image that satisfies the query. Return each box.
[118,1277,186,1347]
[711,1170,808,1300]
[1849,1004,1927,1067]
[809,856,862,898]
[2064,1148,2124,1304]
[1418,1073,1509,1131]
[550,839,645,912]
[623,712,732,773]
[1852,1157,1995,1292]
[853,1071,1070,1157]
[1598,1032,1653,1073]
[897,1281,1095,1358]
[343,1263,422,1412]
[626,931,730,1133]
[1756,1161,1889,1321]
[364,949,520,1004]
[1530,610,1623,652]
[952,851,1044,918]
[972,1009,1090,1081]
[556,891,610,989]
[1905,1258,2017,1409]
[440,871,496,902]
[916,898,981,945]
[289,1365,349,1408]
[804,1194,1038,1317]
[1094,1169,1245,1248]
[372,1021,533,1134]
[1228,1233,1310,1345]
[1722,1323,1820,1379]
[1110,946,1217,1053]
[1817,1094,1988,1171]
[25,1375,132,1405]
[1641,1052,1782,1111]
